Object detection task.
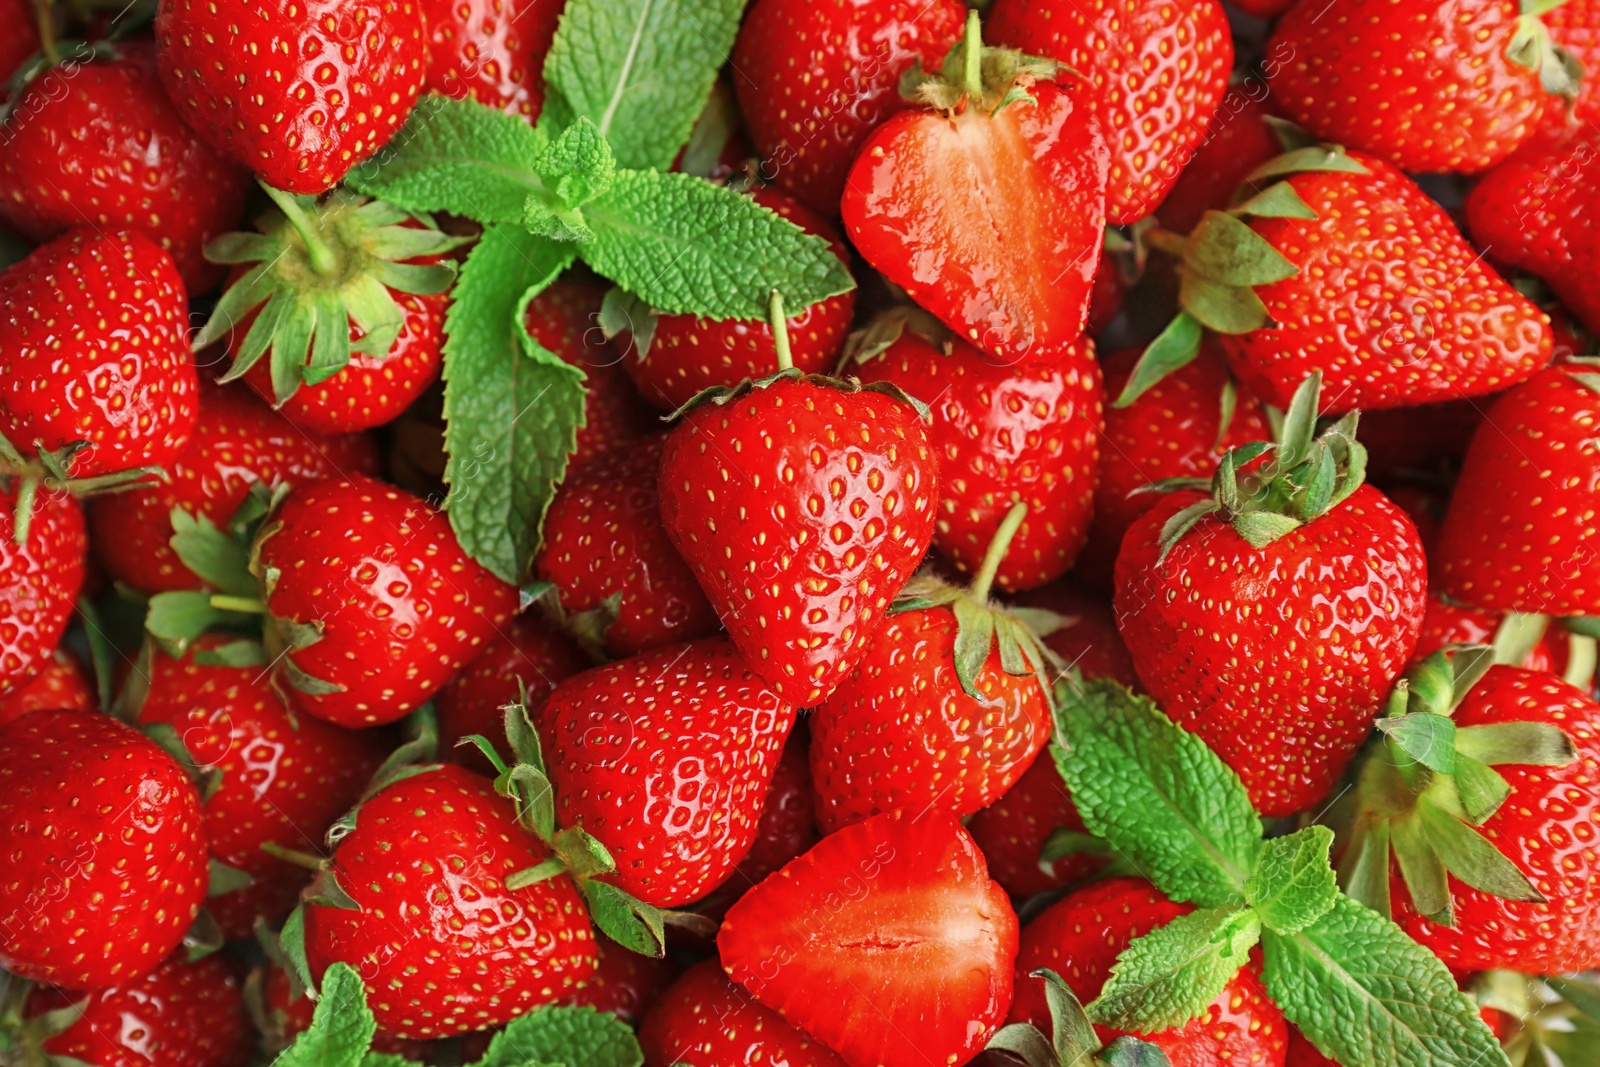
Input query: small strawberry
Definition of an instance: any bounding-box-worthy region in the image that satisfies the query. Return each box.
[842,15,1110,365]
[155,0,428,194]
[561,934,678,1028]
[0,709,208,990]
[967,751,1107,900]
[254,959,431,1060]
[720,808,1018,1067]
[730,0,966,215]
[0,481,86,698]
[849,308,1104,592]
[639,958,848,1067]
[1114,376,1428,816]
[987,0,1235,225]
[0,648,94,727]
[422,0,564,121]
[534,435,722,658]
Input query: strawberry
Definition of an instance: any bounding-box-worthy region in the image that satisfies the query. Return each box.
[1011,581,1138,688]
[987,0,1235,225]
[730,0,966,216]
[1007,876,1290,1067]
[561,934,678,1028]
[0,649,94,727]
[1434,365,1600,617]
[719,807,1018,1067]
[1267,0,1579,173]
[618,187,857,411]
[728,729,817,890]
[0,0,39,89]
[966,751,1106,899]
[1155,94,1283,239]
[534,637,796,907]
[849,308,1104,592]
[534,435,722,658]
[1114,376,1428,816]
[422,0,564,121]
[0,709,208,990]
[155,0,428,194]
[841,17,1110,365]
[304,763,598,1039]
[658,300,939,707]
[1412,596,1581,681]
[0,229,197,479]
[639,958,848,1067]
[254,475,518,727]
[0,40,251,293]
[0,482,86,698]
[17,951,252,1067]
[88,382,379,594]
[1533,0,1600,143]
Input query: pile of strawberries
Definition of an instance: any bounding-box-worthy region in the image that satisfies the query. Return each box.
[1,0,1599,1065]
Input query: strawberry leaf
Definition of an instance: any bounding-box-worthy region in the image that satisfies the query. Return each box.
[1244,826,1338,935]
[472,1004,643,1067]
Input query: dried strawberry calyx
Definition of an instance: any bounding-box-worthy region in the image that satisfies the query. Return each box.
[1510,0,1584,102]
[901,9,1064,115]
[989,969,1171,1067]
[1339,647,1578,927]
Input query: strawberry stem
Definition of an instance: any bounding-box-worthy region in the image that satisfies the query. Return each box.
[962,9,983,101]
[209,595,268,615]
[259,842,325,871]
[260,182,338,277]
[970,501,1027,603]
[1144,228,1190,257]
[30,0,57,66]
[11,475,36,546]
[769,289,793,372]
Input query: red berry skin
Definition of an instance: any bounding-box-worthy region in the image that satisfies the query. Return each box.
[561,935,679,1028]
[1009,877,1289,1067]
[155,0,428,194]
[1436,367,1600,616]
[306,764,598,1039]
[1155,92,1283,244]
[719,808,1018,1067]
[1412,595,1571,677]
[853,330,1103,592]
[731,730,818,890]
[1287,1027,1340,1067]
[730,0,966,216]
[0,483,87,698]
[0,649,95,727]
[89,382,379,594]
[1115,484,1429,817]
[842,81,1110,366]
[987,0,1234,225]
[0,0,39,89]
[809,606,1052,833]
[422,0,563,121]
[25,952,253,1067]
[0,710,208,990]
[1012,581,1138,688]
[0,41,251,293]
[0,229,197,478]
[967,751,1104,900]
[640,959,849,1067]
[256,476,517,727]
[535,638,797,908]
[659,379,939,707]
[1393,667,1600,974]
[1533,2,1600,144]
[623,188,856,411]
[534,435,722,658]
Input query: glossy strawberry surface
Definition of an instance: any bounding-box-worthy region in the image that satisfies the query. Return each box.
[422,0,564,121]
[0,649,94,726]
[967,742,1106,900]
[639,959,848,1067]
[0,483,86,697]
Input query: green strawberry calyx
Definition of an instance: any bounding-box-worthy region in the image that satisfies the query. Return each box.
[1338,646,1577,928]
[988,969,1171,1067]
[0,432,168,546]
[1510,1,1584,103]
[0,971,94,1067]
[902,9,1064,116]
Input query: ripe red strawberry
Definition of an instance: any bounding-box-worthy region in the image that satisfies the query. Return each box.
[841,24,1110,365]
[987,0,1234,225]
[535,637,796,907]
[730,0,966,215]
[0,229,197,478]
[0,0,38,90]
[1435,365,1600,617]
[0,649,94,726]
[0,41,251,292]
[155,0,428,194]
[89,382,379,594]
[305,764,598,1039]
[1268,0,1577,173]
[254,475,518,727]
[729,729,817,890]
[1533,1,1600,143]
[0,709,207,990]
[967,751,1106,899]
[1114,377,1428,816]
[423,0,564,121]
[19,952,252,1067]
[639,959,848,1067]
[719,808,1018,1067]
[1155,94,1283,238]
[849,309,1103,591]
[534,435,721,658]
[1008,877,1290,1067]
[0,482,86,698]
[620,187,857,411]
[561,934,678,1028]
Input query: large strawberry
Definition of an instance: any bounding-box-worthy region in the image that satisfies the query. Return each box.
[155,0,428,194]
[639,959,848,1067]
[1435,365,1600,617]
[423,0,564,121]
[849,308,1103,592]
[730,0,966,215]
[0,40,251,292]
[0,709,208,990]
[0,649,94,726]
[986,0,1234,225]
[841,14,1110,365]
[658,297,939,707]
[0,482,85,697]
[1114,376,1428,816]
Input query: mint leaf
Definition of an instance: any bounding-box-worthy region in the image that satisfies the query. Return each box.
[542,0,745,171]
[1262,895,1508,1067]
[524,117,616,242]
[1088,907,1261,1034]
[580,170,855,319]
[272,963,374,1067]
[441,225,583,584]
[1053,678,1261,908]
[474,1004,642,1067]
[1245,826,1338,935]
